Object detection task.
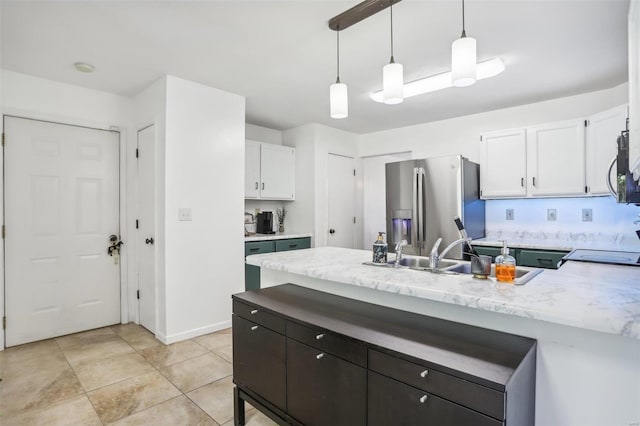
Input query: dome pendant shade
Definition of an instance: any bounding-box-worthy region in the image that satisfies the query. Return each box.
[451,36,477,87]
[383,61,404,104]
[330,81,348,119]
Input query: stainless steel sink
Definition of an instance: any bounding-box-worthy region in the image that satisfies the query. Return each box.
[443,263,543,285]
[395,257,458,269]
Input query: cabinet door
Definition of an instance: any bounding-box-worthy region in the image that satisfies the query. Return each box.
[245,141,261,199]
[480,129,527,198]
[586,105,628,195]
[260,144,295,200]
[368,371,501,426]
[527,120,586,196]
[287,338,366,426]
[232,315,286,410]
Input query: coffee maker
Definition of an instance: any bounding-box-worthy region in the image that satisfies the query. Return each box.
[256,212,275,234]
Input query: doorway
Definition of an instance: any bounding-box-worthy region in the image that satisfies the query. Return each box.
[327,153,355,248]
[3,116,121,346]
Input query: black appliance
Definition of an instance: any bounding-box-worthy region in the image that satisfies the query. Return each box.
[256,212,275,234]
[608,130,640,205]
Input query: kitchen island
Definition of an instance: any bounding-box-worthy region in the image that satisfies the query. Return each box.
[246,247,640,426]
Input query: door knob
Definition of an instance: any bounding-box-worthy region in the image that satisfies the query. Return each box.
[329,229,335,235]
[145,237,154,245]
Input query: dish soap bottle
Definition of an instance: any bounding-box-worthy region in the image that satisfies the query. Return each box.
[495,241,516,283]
[373,232,388,264]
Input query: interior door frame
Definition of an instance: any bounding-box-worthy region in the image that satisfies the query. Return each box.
[1,114,126,348]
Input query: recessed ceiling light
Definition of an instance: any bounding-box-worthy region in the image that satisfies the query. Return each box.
[369,57,505,103]
[74,62,95,73]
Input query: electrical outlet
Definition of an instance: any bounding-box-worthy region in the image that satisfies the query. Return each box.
[547,209,557,221]
[178,208,192,221]
[582,208,593,222]
[506,209,514,221]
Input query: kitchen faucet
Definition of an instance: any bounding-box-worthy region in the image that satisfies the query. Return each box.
[394,240,408,267]
[429,237,471,269]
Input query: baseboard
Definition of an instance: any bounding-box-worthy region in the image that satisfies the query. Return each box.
[156,319,232,345]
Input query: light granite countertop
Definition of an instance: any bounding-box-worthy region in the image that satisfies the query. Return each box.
[246,247,640,340]
[473,230,640,252]
[245,232,312,242]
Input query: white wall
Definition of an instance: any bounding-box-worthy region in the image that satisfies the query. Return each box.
[245,123,282,145]
[162,76,245,342]
[0,70,134,349]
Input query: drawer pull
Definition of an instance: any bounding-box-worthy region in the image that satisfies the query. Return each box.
[289,244,298,248]
[420,370,429,378]
[315,333,325,340]
[251,325,259,331]
[250,309,258,314]
[249,248,259,252]
[419,395,428,404]
[538,258,553,263]
[316,353,324,360]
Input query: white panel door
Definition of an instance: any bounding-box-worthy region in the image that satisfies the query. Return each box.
[5,117,120,347]
[586,105,628,195]
[362,152,411,249]
[527,120,586,196]
[327,154,355,248]
[480,129,527,198]
[260,144,295,200]
[137,125,156,334]
[244,140,261,199]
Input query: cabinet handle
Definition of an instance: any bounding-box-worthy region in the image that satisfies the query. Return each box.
[289,244,298,248]
[538,258,553,264]
[255,182,258,190]
[521,177,524,187]
[250,309,258,314]
[532,177,536,187]
[315,333,325,340]
[316,353,324,360]
[262,183,265,190]
[251,325,259,331]
[420,370,429,378]
[249,248,259,252]
[419,395,428,404]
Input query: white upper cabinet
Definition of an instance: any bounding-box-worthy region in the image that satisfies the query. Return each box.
[245,140,261,199]
[480,128,527,198]
[527,119,586,197]
[244,140,295,200]
[586,105,628,195]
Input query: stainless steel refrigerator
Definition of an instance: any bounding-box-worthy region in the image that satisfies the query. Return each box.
[385,155,485,259]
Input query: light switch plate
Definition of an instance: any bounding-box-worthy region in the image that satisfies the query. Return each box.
[582,208,592,222]
[547,209,557,221]
[506,209,514,221]
[178,208,192,221]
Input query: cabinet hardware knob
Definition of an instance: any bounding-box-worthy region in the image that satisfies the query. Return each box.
[419,395,428,403]
[251,325,258,331]
[316,353,324,360]
[315,333,325,340]
[250,309,258,314]
[420,370,429,378]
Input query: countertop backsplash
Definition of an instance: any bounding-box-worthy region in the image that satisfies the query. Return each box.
[484,196,640,251]
[245,200,293,233]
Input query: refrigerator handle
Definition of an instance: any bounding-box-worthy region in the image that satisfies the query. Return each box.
[417,167,425,247]
[412,167,419,248]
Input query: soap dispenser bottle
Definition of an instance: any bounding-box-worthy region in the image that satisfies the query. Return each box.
[495,241,516,283]
[373,232,388,264]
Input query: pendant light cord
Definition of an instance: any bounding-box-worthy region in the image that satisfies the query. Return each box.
[390,2,395,63]
[336,30,341,84]
[461,0,467,38]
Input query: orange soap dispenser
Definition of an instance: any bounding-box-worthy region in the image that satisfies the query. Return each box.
[495,241,516,283]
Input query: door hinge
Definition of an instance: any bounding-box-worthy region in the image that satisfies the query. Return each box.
[135,219,139,229]
[137,290,140,300]
[480,135,483,142]
[353,169,356,176]
[1,133,5,146]
[2,316,6,330]
[480,189,483,197]
[135,148,139,158]
[353,216,356,224]
[2,225,5,239]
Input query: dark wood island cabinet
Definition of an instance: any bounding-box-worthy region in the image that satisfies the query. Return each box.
[232,284,536,426]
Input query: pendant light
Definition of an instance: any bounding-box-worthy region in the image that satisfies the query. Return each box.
[451,0,477,87]
[330,29,348,119]
[382,2,403,104]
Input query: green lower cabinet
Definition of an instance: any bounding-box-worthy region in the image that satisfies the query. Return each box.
[245,237,311,290]
[472,246,520,264]
[471,245,568,270]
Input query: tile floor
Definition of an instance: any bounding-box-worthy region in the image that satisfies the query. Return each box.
[0,324,277,425]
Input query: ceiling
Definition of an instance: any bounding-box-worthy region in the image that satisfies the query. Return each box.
[0,0,630,134]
